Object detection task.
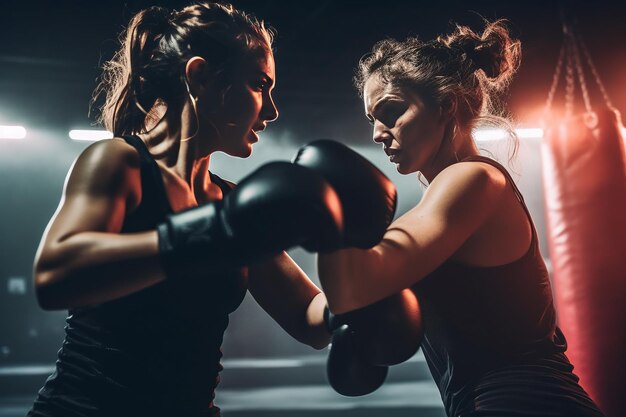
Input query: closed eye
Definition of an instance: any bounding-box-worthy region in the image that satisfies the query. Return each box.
[377,102,405,127]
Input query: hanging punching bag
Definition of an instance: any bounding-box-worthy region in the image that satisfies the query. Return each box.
[542,106,626,417]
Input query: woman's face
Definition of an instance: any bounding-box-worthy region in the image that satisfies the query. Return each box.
[363,75,447,175]
[200,49,278,158]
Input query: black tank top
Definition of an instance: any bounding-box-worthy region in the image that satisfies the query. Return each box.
[28,136,248,417]
[413,156,604,417]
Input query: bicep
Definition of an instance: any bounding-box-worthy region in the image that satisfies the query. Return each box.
[366,207,464,292]
[324,209,458,309]
[37,141,140,265]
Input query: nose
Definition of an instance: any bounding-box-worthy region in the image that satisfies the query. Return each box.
[261,92,279,123]
[372,120,390,144]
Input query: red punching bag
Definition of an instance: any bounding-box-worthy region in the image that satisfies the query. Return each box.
[541,22,626,417]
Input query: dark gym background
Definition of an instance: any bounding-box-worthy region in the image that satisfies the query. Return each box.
[1,1,625,415]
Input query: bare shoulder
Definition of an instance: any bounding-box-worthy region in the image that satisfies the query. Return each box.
[64,138,142,202]
[434,160,533,265]
[435,160,506,189]
[422,160,507,212]
[72,138,140,176]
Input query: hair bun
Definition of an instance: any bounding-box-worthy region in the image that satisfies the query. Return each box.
[460,37,500,78]
[439,20,521,87]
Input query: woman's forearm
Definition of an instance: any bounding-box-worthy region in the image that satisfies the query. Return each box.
[303,292,332,349]
[317,247,382,314]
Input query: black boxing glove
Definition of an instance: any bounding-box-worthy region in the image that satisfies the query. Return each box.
[157,162,343,279]
[293,140,397,249]
[326,324,389,397]
[323,289,423,396]
[330,290,424,366]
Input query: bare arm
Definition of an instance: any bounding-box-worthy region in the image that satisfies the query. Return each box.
[34,139,166,310]
[248,252,330,350]
[318,162,507,314]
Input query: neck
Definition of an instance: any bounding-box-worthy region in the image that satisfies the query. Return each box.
[140,102,215,188]
[420,129,480,183]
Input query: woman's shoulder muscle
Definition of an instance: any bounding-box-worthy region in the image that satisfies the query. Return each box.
[65,138,141,198]
[419,160,507,223]
[427,160,531,266]
[49,138,143,238]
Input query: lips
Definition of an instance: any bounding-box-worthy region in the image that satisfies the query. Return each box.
[384,148,401,163]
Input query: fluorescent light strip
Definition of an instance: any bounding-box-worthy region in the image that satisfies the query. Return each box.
[473,128,544,142]
[515,128,544,139]
[59,126,626,144]
[0,125,27,139]
[67,127,548,143]
[474,127,626,142]
[69,129,113,141]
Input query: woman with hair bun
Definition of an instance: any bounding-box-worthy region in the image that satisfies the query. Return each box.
[318,20,605,416]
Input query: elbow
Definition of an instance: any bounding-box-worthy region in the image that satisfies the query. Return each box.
[298,321,332,350]
[35,285,57,311]
[299,291,331,349]
[287,320,331,350]
[297,331,331,351]
[36,292,60,311]
[34,269,67,311]
[309,336,331,351]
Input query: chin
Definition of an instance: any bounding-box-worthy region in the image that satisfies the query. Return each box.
[222,133,254,158]
[236,142,253,158]
[396,165,420,175]
[395,163,413,175]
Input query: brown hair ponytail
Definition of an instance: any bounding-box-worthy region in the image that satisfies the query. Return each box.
[92,2,274,136]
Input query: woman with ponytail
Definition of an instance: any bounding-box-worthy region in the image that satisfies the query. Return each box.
[28,3,333,416]
[318,20,605,416]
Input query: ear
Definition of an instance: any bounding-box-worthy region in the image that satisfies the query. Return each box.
[185,56,210,97]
